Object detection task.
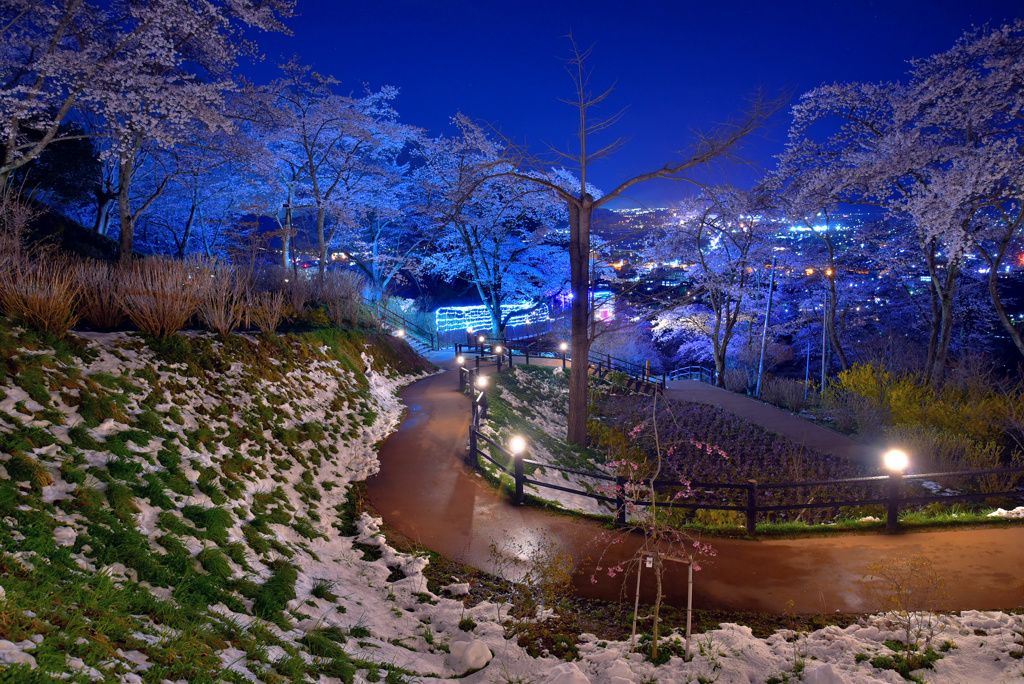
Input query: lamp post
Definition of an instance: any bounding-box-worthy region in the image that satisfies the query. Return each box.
[559,342,568,369]
[755,255,777,397]
[883,449,909,532]
[510,435,526,505]
[494,345,503,372]
[474,374,489,422]
[821,268,834,392]
[456,355,466,392]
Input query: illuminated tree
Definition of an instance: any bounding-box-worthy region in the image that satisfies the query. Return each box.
[650,187,775,386]
[781,22,1024,384]
[422,119,567,335]
[0,0,294,260]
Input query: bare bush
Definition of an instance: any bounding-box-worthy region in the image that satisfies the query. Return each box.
[0,256,81,337]
[197,261,248,337]
[823,387,889,438]
[863,555,951,652]
[284,276,313,317]
[761,376,815,413]
[317,270,365,327]
[0,189,38,265]
[119,257,205,338]
[885,424,1022,492]
[248,290,286,336]
[722,367,750,393]
[76,260,125,331]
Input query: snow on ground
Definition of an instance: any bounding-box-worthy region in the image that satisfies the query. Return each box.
[1,331,1024,683]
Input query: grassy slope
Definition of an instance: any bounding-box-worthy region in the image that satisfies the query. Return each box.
[0,321,435,683]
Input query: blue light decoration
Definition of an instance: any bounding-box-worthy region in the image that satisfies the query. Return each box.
[434,302,550,333]
[555,291,615,321]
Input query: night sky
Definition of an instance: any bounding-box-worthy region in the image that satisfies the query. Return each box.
[249,0,1022,208]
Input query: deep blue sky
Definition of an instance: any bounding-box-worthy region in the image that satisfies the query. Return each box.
[250,0,1022,208]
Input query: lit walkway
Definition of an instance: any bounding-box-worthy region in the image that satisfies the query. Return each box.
[367,351,1024,613]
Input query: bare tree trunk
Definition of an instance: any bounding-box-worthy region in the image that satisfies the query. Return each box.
[93,183,118,236]
[316,205,327,280]
[116,154,134,262]
[826,279,850,371]
[930,264,959,389]
[567,198,593,446]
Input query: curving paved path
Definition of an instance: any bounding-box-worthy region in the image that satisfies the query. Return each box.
[368,352,1024,614]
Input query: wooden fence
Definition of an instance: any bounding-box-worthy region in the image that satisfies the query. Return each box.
[457,353,1024,535]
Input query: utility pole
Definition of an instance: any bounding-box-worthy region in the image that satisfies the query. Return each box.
[755,256,777,397]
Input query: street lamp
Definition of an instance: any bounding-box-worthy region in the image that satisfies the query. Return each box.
[559,341,568,369]
[883,449,909,472]
[395,329,405,338]
[456,354,465,366]
[883,448,909,532]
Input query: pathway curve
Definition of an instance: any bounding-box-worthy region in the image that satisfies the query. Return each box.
[368,353,1024,613]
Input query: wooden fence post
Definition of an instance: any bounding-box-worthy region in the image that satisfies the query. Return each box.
[746,480,758,536]
[514,452,524,505]
[467,425,478,468]
[887,472,902,532]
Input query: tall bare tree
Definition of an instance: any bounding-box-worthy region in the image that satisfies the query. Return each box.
[502,40,782,445]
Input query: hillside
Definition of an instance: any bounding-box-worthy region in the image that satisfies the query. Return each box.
[1,322,1024,684]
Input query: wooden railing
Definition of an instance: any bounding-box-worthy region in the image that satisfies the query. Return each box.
[458,356,1024,534]
[666,365,716,385]
[362,297,436,350]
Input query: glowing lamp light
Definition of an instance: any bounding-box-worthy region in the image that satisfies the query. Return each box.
[805,268,814,276]
[494,345,503,354]
[456,355,465,366]
[395,329,405,337]
[883,449,909,472]
[559,342,568,352]
[825,268,834,277]
[509,435,526,455]
[475,375,489,389]
[478,335,485,343]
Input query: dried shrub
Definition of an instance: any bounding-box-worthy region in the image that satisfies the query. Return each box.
[823,387,889,438]
[283,276,313,317]
[0,256,82,337]
[197,262,247,337]
[316,270,366,327]
[0,189,37,266]
[76,260,125,331]
[722,367,750,393]
[249,290,286,336]
[119,256,205,339]
[760,376,815,413]
[863,555,951,651]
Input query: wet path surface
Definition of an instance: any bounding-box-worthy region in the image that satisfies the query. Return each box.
[368,354,1024,613]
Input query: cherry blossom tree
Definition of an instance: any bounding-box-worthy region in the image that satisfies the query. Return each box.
[650,187,775,386]
[781,20,1024,384]
[0,0,294,259]
[260,60,423,287]
[422,119,567,335]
